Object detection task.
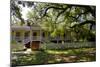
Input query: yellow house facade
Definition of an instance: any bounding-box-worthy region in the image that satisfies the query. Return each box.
[11,24,71,50]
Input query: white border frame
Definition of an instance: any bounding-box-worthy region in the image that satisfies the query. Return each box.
[0,0,97,67]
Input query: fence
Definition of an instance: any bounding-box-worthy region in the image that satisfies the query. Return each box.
[40,42,96,50]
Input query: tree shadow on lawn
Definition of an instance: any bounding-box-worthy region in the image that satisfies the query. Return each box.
[11,48,96,66]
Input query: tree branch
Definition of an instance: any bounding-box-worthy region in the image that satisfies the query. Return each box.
[42,6,67,18]
[71,20,95,28]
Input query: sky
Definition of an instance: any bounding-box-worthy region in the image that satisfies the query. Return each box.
[20,5,31,20]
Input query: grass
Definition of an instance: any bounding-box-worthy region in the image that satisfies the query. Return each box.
[11,43,24,52]
[45,48,95,55]
[11,42,96,66]
[11,47,96,66]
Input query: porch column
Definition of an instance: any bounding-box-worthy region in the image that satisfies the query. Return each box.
[13,31,16,41]
[57,35,60,44]
[21,31,25,44]
[30,28,32,48]
[40,29,42,46]
[61,35,64,44]
[40,29,41,40]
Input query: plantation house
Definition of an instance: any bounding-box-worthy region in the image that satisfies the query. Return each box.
[11,23,71,50]
[11,23,95,50]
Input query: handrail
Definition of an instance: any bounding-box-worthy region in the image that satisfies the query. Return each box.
[12,36,72,44]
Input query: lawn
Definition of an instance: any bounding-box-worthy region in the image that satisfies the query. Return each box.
[11,47,96,66]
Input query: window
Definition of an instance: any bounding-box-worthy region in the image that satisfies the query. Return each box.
[16,32,20,37]
[33,32,37,36]
[25,31,29,37]
[42,32,45,37]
